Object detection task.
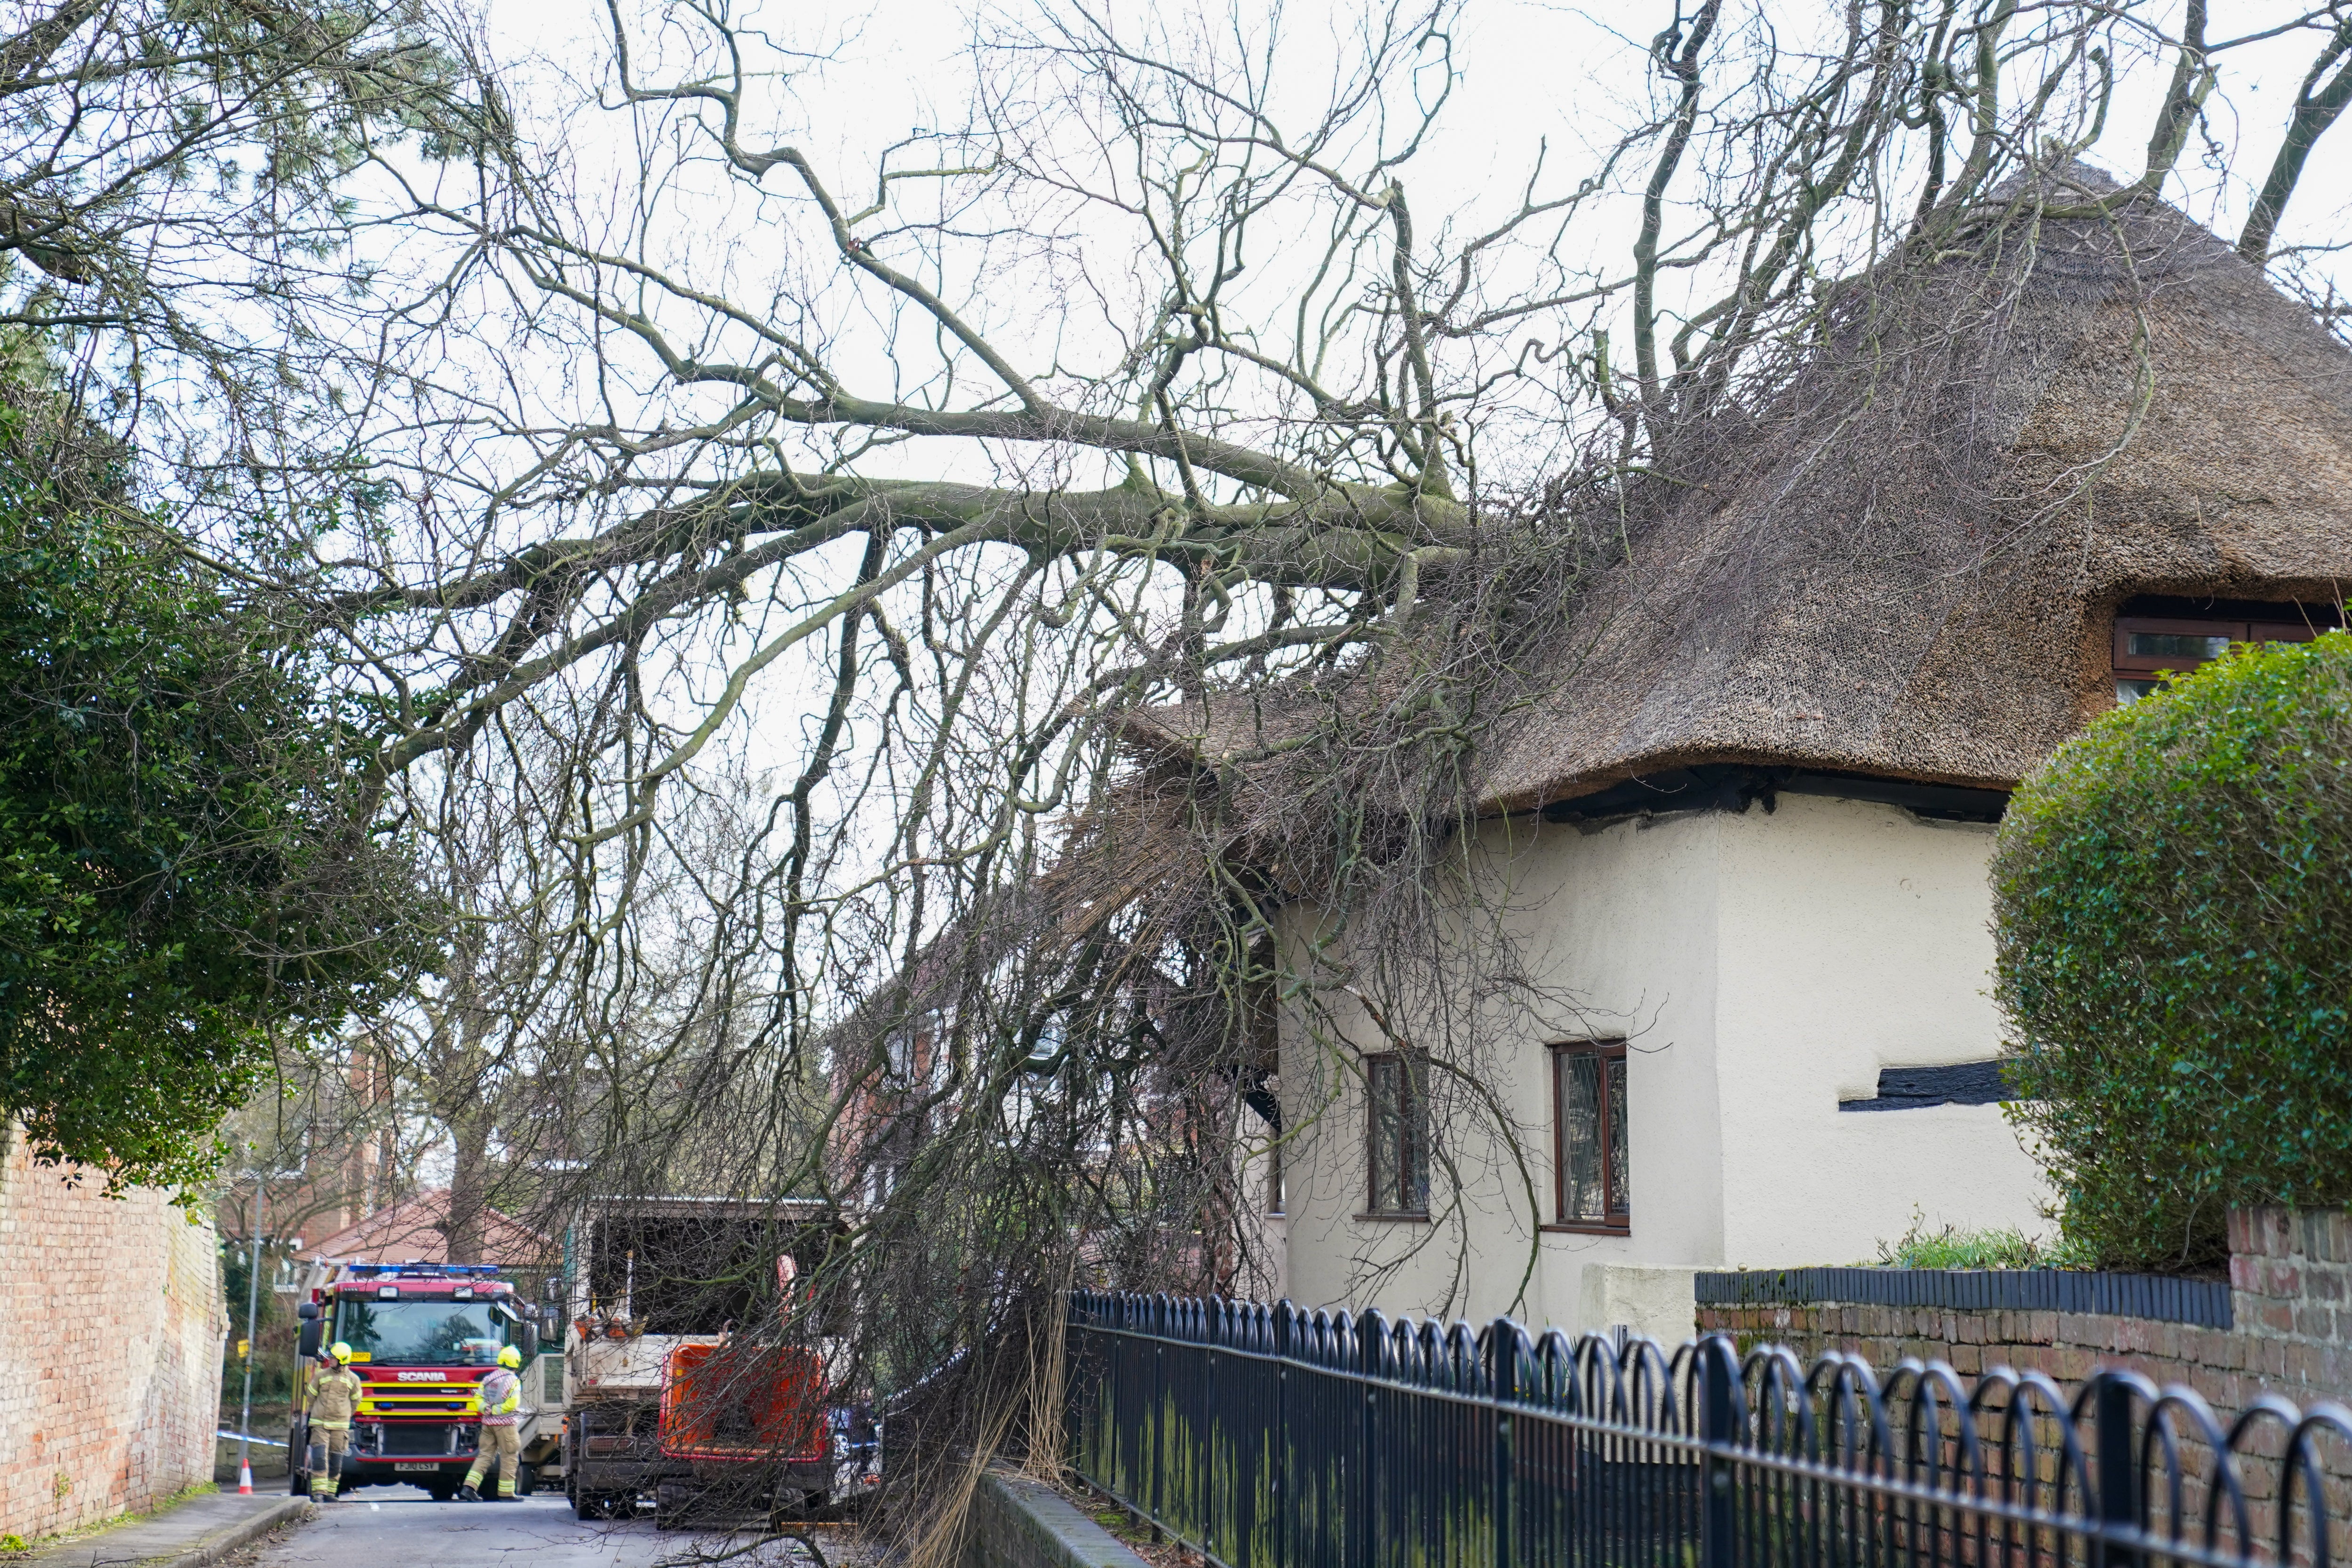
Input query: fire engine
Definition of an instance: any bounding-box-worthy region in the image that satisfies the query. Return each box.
[290,1263,549,1501]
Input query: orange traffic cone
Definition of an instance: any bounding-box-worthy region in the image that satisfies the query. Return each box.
[238,1459,254,1495]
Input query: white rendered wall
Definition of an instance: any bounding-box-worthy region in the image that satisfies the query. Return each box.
[1709,796,2048,1266]
[1272,793,2049,1337]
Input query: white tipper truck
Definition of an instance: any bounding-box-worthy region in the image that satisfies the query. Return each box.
[537,1197,879,1527]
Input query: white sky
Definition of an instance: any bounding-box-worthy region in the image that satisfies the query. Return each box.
[461,0,2352,288]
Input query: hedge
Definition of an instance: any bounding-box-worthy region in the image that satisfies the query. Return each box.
[1991,631,2352,1272]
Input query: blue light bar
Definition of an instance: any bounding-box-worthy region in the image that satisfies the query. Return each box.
[340,1263,507,1281]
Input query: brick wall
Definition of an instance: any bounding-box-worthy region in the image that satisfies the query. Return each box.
[1697,1206,2350,1406]
[0,1126,225,1542]
[1698,1206,2352,1542]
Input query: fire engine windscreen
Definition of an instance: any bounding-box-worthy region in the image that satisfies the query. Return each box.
[333,1299,522,1365]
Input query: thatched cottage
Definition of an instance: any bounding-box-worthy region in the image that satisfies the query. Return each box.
[1203,191,2352,1334]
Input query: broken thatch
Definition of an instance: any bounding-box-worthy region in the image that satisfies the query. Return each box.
[1136,172,2352,820]
[1483,175,2352,811]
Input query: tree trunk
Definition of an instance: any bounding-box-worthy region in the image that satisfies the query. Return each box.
[443,1105,494,1264]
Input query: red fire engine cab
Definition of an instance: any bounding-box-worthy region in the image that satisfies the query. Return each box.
[292,1263,546,1501]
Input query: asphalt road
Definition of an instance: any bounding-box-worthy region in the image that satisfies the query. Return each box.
[243,1485,845,1568]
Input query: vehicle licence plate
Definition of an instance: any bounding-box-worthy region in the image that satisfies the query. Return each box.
[394,1463,440,1473]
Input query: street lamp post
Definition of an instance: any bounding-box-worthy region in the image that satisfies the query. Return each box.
[236,1178,265,1494]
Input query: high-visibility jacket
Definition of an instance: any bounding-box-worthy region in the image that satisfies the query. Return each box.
[310,1367,365,1429]
[478,1368,524,1427]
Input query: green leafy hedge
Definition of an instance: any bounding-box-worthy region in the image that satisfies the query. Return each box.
[1992,631,2352,1271]
[0,389,418,1192]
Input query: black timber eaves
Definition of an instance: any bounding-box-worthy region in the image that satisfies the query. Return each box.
[1541,764,2009,827]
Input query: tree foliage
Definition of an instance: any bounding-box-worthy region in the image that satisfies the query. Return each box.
[0,0,486,1187]
[0,380,415,1190]
[1994,633,2352,1272]
[0,0,483,321]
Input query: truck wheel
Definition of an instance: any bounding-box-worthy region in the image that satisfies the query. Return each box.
[517,1463,537,1497]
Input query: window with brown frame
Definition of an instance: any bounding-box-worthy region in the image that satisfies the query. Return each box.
[1365,1053,1428,1217]
[1553,1041,1629,1233]
[2113,605,2333,704]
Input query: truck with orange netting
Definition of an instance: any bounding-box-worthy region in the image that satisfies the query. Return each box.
[550,1197,878,1527]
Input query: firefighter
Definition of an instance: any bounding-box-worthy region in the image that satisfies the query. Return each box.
[458,1345,526,1501]
[305,1343,366,1503]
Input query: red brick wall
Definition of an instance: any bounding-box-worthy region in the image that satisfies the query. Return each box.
[1698,1207,2352,1540]
[0,1127,225,1541]
[1697,1207,2350,1406]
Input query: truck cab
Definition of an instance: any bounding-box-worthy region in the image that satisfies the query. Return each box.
[291,1263,545,1501]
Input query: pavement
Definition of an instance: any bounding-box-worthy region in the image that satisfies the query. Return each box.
[17,1491,310,1568]
[239,1487,847,1568]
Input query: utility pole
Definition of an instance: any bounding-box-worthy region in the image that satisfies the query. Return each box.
[236,1177,265,1493]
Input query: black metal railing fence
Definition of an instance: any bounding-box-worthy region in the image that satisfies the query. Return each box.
[1066,1290,2352,1568]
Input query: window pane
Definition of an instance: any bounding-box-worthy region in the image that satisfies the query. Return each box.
[1559,1053,1603,1223]
[2114,678,2161,705]
[1367,1057,1428,1213]
[1605,1055,1629,1219]
[2126,631,2230,661]
[1369,1059,1398,1210]
[1399,1059,1427,1211]
[2249,622,2321,646]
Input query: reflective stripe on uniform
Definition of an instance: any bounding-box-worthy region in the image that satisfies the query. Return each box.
[477,1369,523,1425]
[309,1369,365,1426]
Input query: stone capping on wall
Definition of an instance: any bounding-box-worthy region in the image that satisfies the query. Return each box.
[963,1469,1151,1568]
[1694,1265,2233,1328]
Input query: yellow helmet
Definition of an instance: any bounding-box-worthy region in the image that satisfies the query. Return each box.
[496,1345,522,1368]
[329,1342,354,1364]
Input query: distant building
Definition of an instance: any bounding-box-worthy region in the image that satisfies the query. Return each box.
[218,1033,402,1269]
[295,1187,553,1280]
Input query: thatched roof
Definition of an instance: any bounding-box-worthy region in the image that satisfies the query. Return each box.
[1133,174,2352,820]
[1478,176,2352,812]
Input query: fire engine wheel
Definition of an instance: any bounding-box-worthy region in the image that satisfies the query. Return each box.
[289,1469,306,1499]
[426,1484,458,1504]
